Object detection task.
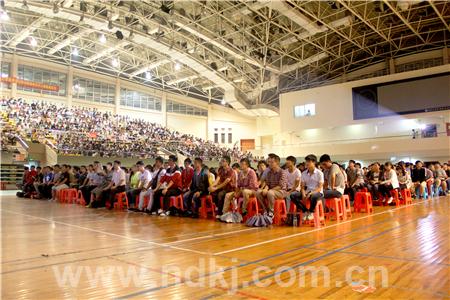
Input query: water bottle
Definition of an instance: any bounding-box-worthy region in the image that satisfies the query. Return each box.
[293,214,298,227]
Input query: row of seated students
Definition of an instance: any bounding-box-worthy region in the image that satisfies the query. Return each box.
[25,155,450,221]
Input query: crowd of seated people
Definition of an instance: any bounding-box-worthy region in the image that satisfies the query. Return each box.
[19,153,450,223]
[1,98,252,161]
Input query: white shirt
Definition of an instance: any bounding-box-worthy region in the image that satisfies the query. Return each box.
[152,168,166,185]
[301,168,324,194]
[285,168,301,191]
[139,169,152,187]
[112,168,126,186]
[384,169,399,189]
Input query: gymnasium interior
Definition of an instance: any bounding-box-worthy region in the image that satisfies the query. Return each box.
[0,0,449,299]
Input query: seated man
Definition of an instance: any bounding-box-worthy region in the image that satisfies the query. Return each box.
[319,154,345,205]
[155,155,182,216]
[284,156,301,211]
[32,167,44,198]
[183,157,209,217]
[37,166,54,199]
[425,164,435,195]
[291,154,324,221]
[345,160,365,201]
[103,161,127,209]
[128,161,151,210]
[223,157,258,216]
[209,155,235,218]
[411,160,426,198]
[181,158,194,194]
[51,164,70,201]
[143,157,166,213]
[81,162,104,206]
[256,154,287,217]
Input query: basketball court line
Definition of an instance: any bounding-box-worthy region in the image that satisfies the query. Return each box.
[213,198,430,255]
[1,208,210,256]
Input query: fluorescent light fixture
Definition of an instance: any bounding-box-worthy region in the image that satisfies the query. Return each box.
[221,99,226,105]
[167,75,198,85]
[72,48,79,56]
[99,33,106,43]
[233,78,243,83]
[145,71,152,80]
[29,36,37,47]
[112,57,119,67]
[218,65,228,72]
[174,62,181,71]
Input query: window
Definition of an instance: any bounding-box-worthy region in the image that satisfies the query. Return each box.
[17,65,66,96]
[0,61,11,89]
[214,133,219,143]
[166,99,208,116]
[120,88,162,111]
[221,133,225,144]
[228,133,232,144]
[294,103,316,118]
[73,76,115,104]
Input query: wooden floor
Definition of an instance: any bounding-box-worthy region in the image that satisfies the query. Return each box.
[1,192,449,299]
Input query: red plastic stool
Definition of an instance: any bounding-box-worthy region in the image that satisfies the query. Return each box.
[76,190,86,205]
[326,197,345,222]
[354,192,373,213]
[390,189,400,207]
[246,197,260,219]
[199,195,216,219]
[273,199,287,226]
[65,188,78,203]
[341,195,352,219]
[301,200,326,228]
[400,189,413,205]
[114,192,129,209]
[170,195,184,210]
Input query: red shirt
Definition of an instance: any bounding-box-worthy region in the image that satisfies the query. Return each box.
[160,166,182,190]
[217,166,235,192]
[181,166,194,190]
[25,170,37,184]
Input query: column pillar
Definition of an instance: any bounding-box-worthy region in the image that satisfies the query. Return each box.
[114,77,120,114]
[388,58,396,74]
[207,105,213,142]
[161,92,167,127]
[443,47,448,65]
[11,53,18,98]
[67,66,74,108]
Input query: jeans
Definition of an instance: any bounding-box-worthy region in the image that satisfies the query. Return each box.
[290,192,323,213]
[183,190,203,213]
[126,188,142,207]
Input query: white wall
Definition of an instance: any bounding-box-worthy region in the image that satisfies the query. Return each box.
[167,113,207,139]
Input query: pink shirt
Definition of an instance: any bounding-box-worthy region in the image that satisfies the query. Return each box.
[237,168,258,191]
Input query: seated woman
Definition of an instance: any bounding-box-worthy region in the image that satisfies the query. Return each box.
[366,163,382,200]
[396,165,412,191]
[379,162,399,204]
[433,163,448,196]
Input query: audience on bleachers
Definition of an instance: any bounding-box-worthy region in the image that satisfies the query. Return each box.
[1,97,253,161]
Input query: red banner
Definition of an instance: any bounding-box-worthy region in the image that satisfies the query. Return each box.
[0,77,59,91]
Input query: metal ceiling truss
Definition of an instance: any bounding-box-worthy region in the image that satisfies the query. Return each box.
[1,0,448,110]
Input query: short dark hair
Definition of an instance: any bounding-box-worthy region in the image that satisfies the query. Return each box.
[415,160,422,165]
[232,162,240,169]
[194,157,203,164]
[222,155,231,165]
[272,154,281,163]
[349,159,356,164]
[286,156,297,164]
[305,154,317,162]
[168,155,178,162]
[107,162,113,166]
[93,161,100,164]
[136,161,144,166]
[155,156,164,164]
[240,157,250,166]
[114,160,121,165]
[257,160,267,167]
[184,158,192,164]
[54,164,60,168]
[319,154,331,163]
[267,153,277,159]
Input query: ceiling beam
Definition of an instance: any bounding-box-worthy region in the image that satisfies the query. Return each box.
[83,40,128,64]
[428,1,450,32]
[128,59,170,78]
[47,28,94,55]
[7,16,50,47]
[383,0,426,43]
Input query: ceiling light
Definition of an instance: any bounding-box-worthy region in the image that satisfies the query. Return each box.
[233,78,243,83]
[53,3,59,14]
[99,33,106,43]
[218,66,228,72]
[21,0,29,10]
[73,83,80,90]
[0,11,9,21]
[112,57,119,68]
[174,62,181,71]
[145,71,152,80]
[108,20,113,30]
[221,99,226,105]
[188,48,195,54]
[72,48,79,56]
[29,36,37,47]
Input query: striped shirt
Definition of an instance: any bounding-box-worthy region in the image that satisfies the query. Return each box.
[265,167,287,190]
